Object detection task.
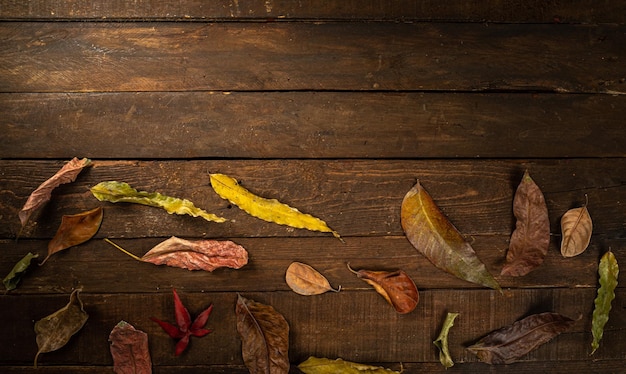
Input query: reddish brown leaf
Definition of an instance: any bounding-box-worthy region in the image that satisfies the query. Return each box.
[467,312,574,364]
[501,171,550,276]
[236,294,289,374]
[19,157,91,230]
[142,236,248,271]
[42,207,103,265]
[347,264,419,314]
[109,321,152,374]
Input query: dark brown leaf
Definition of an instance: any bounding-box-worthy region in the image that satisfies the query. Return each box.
[34,289,89,368]
[109,321,152,374]
[347,264,419,314]
[467,312,574,364]
[236,294,289,374]
[42,207,103,265]
[501,171,550,276]
[19,157,91,230]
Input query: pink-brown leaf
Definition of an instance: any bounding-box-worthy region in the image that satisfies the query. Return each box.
[141,236,248,271]
[19,157,91,229]
[501,171,550,276]
[109,321,152,374]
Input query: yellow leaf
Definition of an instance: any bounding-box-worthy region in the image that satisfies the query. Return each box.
[560,205,592,257]
[210,173,341,240]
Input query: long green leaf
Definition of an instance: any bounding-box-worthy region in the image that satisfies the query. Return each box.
[433,312,459,368]
[591,250,619,355]
[91,181,226,223]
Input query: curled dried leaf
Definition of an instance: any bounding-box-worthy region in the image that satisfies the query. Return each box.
[286,262,340,295]
[501,171,550,276]
[298,356,401,373]
[42,207,103,265]
[236,294,289,374]
[19,157,91,231]
[433,312,460,368]
[34,289,89,368]
[210,173,341,240]
[560,203,592,258]
[591,250,619,354]
[109,321,152,374]
[3,252,39,291]
[91,181,226,223]
[347,264,419,314]
[105,236,248,271]
[401,180,500,290]
[467,312,574,364]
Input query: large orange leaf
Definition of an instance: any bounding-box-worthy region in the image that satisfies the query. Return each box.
[401,180,500,290]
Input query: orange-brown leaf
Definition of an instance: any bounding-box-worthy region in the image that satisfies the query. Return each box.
[349,265,419,314]
[560,206,592,257]
[286,262,339,296]
[43,207,103,265]
[501,171,550,276]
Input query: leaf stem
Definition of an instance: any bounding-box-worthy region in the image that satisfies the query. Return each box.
[104,238,143,261]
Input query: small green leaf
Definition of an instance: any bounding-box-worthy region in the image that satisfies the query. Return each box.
[591,250,619,355]
[3,252,39,291]
[433,312,459,368]
[91,181,226,223]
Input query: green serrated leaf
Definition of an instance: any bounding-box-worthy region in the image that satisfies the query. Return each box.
[3,252,39,291]
[591,250,619,355]
[433,312,459,368]
[91,181,226,223]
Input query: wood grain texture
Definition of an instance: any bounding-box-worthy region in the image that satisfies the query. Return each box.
[0,289,624,367]
[1,0,625,23]
[2,92,625,159]
[1,22,624,93]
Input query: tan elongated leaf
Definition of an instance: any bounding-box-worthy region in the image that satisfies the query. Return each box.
[501,171,550,276]
[286,262,340,295]
[433,312,460,368]
[19,157,91,229]
[401,180,500,290]
[105,236,248,272]
[560,204,592,257]
[236,294,289,374]
[467,312,574,364]
[109,321,152,374]
[298,356,401,373]
[348,264,419,314]
[591,250,619,354]
[42,207,103,265]
[91,181,226,223]
[34,289,89,368]
[210,173,341,240]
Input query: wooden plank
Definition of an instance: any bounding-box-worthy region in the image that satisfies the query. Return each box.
[1,22,624,93]
[0,289,624,366]
[3,236,623,294]
[1,0,624,24]
[2,92,625,159]
[2,159,624,239]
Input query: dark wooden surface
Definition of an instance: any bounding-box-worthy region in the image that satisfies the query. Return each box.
[1,1,625,373]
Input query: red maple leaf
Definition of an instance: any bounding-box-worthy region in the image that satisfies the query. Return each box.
[151,288,213,356]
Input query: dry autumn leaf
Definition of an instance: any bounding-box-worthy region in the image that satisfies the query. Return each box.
[285,262,340,296]
[210,173,341,240]
[560,201,593,258]
[501,171,550,276]
[109,321,152,374]
[105,236,248,272]
[401,180,500,291]
[19,157,91,231]
[3,252,39,291]
[347,264,419,314]
[236,294,289,374]
[591,250,619,354]
[467,312,574,364]
[91,181,226,223]
[42,207,103,265]
[433,312,460,368]
[34,289,89,368]
[298,356,401,373]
